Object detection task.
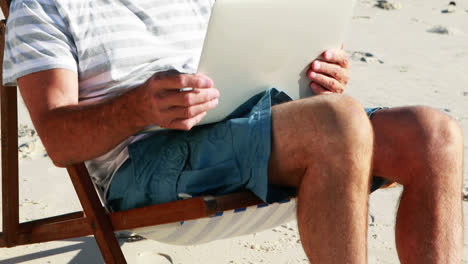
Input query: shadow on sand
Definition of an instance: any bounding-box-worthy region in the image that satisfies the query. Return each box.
[0,236,120,264]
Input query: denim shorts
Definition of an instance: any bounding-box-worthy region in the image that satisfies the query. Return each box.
[107,88,387,212]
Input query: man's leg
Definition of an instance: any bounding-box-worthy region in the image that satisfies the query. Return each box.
[370,106,464,263]
[268,94,374,263]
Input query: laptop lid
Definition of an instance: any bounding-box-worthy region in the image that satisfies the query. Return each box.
[197,0,355,125]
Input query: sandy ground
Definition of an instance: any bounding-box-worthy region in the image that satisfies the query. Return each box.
[1,0,468,263]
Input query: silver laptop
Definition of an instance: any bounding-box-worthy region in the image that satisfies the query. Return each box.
[196,0,355,125]
[146,0,355,131]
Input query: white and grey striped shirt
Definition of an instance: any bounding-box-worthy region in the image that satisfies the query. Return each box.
[3,0,214,197]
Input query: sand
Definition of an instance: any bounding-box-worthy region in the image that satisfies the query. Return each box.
[1,0,468,263]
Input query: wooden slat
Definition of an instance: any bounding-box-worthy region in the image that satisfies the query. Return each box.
[0,217,92,246]
[16,218,93,245]
[1,20,19,248]
[110,197,208,231]
[18,211,84,233]
[0,212,85,247]
[209,192,264,213]
[110,192,262,231]
[67,164,126,264]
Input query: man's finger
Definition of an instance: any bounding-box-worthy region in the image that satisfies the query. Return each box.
[309,60,349,84]
[158,88,220,109]
[308,72,344,93]
[322,49,350,69]
[168,112,208,131]
[162,98,219,120]
[151,73,213,91]
[310,82,332,95]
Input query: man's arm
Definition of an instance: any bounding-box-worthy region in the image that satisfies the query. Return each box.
[18,69,219,167]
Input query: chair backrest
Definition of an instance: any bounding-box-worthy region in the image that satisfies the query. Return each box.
[0,2,125,257]
[0,0,19,248]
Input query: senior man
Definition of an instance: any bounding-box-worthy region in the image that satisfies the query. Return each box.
[3,0,463,263]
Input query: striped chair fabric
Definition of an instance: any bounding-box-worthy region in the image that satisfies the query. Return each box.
[131,198,297,245]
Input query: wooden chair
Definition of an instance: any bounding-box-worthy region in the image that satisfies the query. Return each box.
[0,1,397,262]
[0,1,267,263]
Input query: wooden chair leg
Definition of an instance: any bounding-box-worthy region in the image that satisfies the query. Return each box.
[67,164,126,264]
[1,85,19,248]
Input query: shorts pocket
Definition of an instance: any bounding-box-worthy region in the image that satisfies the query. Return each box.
[176,159,243,197]
[128,134,189,204]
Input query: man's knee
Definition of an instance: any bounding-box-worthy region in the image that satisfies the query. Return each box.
[399,106,462,154]
[297,94,374,190]
[411,106,461,140]
[305,94,373,148]
[289,94,374,169]
[269,94,374,187]
[389,106,463,184]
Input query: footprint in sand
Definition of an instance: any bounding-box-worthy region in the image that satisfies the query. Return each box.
[19,198,40,208]
[243,241,282,252]
[18,140,46,159]
[442,1,457,13]
[427,25,464,35]
[463,187,468,201]
[349,51,384,64]
[353,15,372,20]
[16,124,47,160]
[374,0,402,10]
[369,214,376,226]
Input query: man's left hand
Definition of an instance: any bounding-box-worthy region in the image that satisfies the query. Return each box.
[307,48,350,94]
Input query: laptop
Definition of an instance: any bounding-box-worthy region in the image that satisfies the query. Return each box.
[148,0,355,130]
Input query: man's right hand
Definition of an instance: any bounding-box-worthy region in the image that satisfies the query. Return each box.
[139,73,219,131]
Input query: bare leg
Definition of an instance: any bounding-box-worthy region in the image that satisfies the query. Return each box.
[370,106,464,263]
[268,94,374,263]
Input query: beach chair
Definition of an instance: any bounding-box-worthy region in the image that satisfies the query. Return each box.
[0,1,297,263]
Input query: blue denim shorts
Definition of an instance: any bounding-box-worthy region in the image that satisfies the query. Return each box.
[107,88,387,212]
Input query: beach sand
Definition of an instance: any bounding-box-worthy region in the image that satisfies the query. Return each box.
[1,0,468,263]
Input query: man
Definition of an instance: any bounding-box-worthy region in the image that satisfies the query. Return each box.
[3,0,463,263]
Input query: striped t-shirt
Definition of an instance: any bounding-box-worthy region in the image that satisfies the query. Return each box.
[3,0,214,198]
